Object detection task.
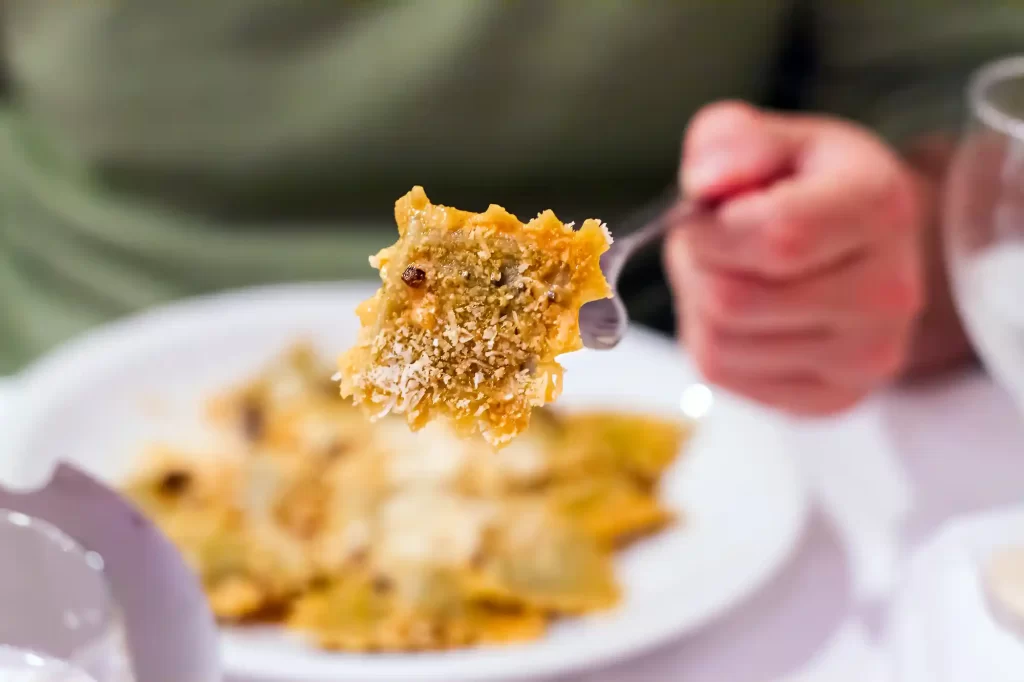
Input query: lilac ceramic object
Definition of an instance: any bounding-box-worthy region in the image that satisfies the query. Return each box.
[0,509,132,680]
[0,464,221,682]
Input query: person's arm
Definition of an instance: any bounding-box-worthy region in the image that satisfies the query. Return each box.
[807,0,1024,377]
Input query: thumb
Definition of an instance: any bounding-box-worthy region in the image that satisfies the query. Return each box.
[682,101,809,200]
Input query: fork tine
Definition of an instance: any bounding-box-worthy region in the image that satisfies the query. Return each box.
[581,190,707,350]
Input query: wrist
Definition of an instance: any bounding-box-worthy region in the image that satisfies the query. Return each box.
[901,136,976,378]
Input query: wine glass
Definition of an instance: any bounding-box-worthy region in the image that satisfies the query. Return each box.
[0,510,135,681]
[944,54,1024,643]
[945,55,1024,407]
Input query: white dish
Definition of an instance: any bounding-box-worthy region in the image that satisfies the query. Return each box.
[4,282,809,682]
[888,506,1024,682]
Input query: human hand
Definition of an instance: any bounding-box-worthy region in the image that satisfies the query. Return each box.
[666,102,928,415]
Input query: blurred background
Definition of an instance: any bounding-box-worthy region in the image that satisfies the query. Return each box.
[0,0,1014,374]
[0,2,1023,682]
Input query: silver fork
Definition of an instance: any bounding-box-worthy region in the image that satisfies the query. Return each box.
[579,193,702,350]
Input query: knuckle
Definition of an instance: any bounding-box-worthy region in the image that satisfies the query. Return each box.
[902,273,926,315]
[702,364,730,386]
[701,358,730,386]
[882,343,910,377]
[857,339,906,378]
[702,272,752,320]
[763,222,814,275]
[789,388,863,417]
[880,173,923,234]
[875,270,924,317]
[814,391,863,416]
[686,323,729,383]
[663,231,692,287]
[686,100,760,148]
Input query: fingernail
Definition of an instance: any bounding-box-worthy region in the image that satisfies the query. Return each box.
[718,191,776,235]
[685,151,733,195]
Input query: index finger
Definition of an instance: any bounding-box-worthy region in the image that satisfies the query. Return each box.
[686,160,912,279]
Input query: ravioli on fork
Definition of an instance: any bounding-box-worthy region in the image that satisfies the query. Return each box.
[339,187,611,446]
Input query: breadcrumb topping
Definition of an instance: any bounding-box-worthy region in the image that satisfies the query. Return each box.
[338,187,611,446]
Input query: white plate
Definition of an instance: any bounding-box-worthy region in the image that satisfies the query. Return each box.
[888,506,1024,682]
[6,283,809,682]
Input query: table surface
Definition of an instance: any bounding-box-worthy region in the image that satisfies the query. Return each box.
[6,368,1019,682]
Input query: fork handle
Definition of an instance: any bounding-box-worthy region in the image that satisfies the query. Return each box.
[604,195,702,284]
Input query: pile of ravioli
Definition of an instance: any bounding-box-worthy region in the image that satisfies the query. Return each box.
[124,344,691,652]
